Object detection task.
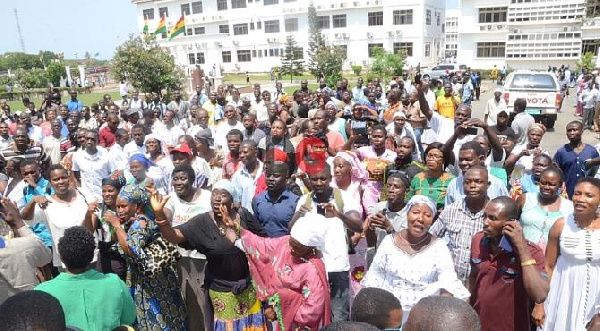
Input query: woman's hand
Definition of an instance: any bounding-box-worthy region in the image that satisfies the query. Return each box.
[0,198,23,227]
[32,195,51,209]
[103,211,122,228]
[87,199,99,213]
[532,302,545,327]
[149,190,170,213]
[369,213,394,233]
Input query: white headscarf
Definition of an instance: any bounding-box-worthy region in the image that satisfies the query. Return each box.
[213,179,241,203]
[290,213,330,248]
[401,195,437,215]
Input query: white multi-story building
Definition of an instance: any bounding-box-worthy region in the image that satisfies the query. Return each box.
[132,0,445,74]
[444,9,459,60]
[455,0,600,70]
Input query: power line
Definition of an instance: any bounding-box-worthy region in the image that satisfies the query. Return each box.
[13,8,26,52]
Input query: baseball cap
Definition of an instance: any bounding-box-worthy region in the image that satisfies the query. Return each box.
[126,108,140,116]
[171,143,192,156]
[195,128,214,147]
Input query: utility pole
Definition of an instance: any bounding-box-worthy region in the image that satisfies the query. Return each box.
[13,8,26,52]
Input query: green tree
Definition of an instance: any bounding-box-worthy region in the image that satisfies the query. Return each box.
[0,52,43,71]
[351,65,362,76]
[46,61,66,87]
[111,34,184,95]
[307,2,326,77]
[577,51,595,72]
[370,46,404,79]
[14,68,49,89]
[280,36,304,83]
[313,46,345,88]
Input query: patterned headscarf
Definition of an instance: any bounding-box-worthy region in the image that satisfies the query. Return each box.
[528,123,547,135]
[118,184,149,206]
[129,153,155,169]
[334,151,369,184]
[102,170,126,189]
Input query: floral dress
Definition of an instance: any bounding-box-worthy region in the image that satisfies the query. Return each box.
[407,172,456,211]
[124,215,187,330]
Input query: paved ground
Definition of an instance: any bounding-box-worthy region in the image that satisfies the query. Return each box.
[471,81,596,153]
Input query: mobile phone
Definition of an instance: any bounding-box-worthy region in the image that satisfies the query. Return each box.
[316,204,326,216]
[465,127,478,135]
[499,235,513,252]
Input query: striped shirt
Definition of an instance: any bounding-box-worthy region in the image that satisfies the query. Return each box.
[429,199,486,283]
[0,145,49,166]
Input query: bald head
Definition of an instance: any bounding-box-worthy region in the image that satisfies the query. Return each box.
[404,297,480,331]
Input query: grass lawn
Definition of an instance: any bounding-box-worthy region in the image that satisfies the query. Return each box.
[6,91,122,111]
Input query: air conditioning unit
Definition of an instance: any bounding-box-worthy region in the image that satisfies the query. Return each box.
[375,0,380,4]
[233,40,240,45]
[317,5,322,9]
[367,32,373,38]
[354,1,360,6]
[215,42,223,47]
[343,33,349,39]
[331,3,335,8]
[563,26,569,31]
[388,31,395,36]
[497,24,504,29]
[191,19,196,23]
[487,25,492,30]
[340,2,345,7]
[513,29,520,33]
[187,45,193,50]
[335,33,341,38]
[396,30,401,36]
[235,64,241,69]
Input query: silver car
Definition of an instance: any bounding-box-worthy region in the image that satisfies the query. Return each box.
[424,64,468,80]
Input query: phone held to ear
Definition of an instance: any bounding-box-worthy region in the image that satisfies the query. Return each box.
[499,235,513,252]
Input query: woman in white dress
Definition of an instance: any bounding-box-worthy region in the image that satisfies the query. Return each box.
[361,195,470,322]
[542,178,600,330]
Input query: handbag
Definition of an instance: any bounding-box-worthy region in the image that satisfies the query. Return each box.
[133,228,181,278]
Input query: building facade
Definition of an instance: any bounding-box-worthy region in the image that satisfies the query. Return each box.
[444,9,459,60]
[454,0,600,70]
[132,0,445,74]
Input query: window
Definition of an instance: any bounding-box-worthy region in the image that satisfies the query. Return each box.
[424,43,431,56]
[192,1,203,14]
[333,14,347,28]
[269,48,281,56]
[285,18,298,31]
[237,50,252,62]
[393,9,412,25]
[264,20,280,33]
[186,28,192,35]
[252,50,257,57]
[426,9,431,25]
[478,7,507,23]
[583,39,600,55]
[217,0,228,10]
[368,12,383,26]
[317,16,330,29]
[188,53,196,65]
[143,8,154,20]
[181,4,190,16]
[219,24,230,34]
[197,52,205,64]
[436,12,441,26]
[194,27,205,34]
[476,42,506,57]
[368,43,384,57]
[233,23,249,35]
[257,21,262,29]
[264,0,279,4]
[393,42,413,56]
[222,51,232,63]
[232,0,246,9]
[293,47,304,59]
[159,7,168,17]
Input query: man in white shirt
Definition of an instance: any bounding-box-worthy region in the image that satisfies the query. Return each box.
[352,77,365,102]
[19,113,44,144]
[290,163,362,322]
[72,129,111,200]
[119,80,128,102]
[124,124,146,159]
[214,105,244,152]
[160,110,185,148]
[231,141,263,212]
[108,129,130,172]
[128,88,146,111]
[483,88,507,126]
[0,122,13,151]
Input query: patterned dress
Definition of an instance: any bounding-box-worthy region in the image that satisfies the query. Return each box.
[125,215,187,330]
[407,172,456,211]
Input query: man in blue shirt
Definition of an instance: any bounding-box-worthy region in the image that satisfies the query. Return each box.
[66,90,83,111]
[553,121,600,198]
[252,161,299,237]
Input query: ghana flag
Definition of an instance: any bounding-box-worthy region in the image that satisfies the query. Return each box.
[154,14,167,35]
[142,18,149,34]
[169,15,186,40]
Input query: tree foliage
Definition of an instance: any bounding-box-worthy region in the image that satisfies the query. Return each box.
[0,52,43,71]
[307,2,326,77]
[111,34,184,94]
[46,61,66,87]
[370,47,404,79]
[577,51,595,72]
[351,65,362,76]
[313,46,345,88]
[280,36,304,83]
[14,68,49,89]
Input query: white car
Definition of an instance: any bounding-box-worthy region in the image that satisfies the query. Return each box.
[423,64,468,80]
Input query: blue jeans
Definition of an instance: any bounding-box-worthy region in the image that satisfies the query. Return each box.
[328,271,350,322]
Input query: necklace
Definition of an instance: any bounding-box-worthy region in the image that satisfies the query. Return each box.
[398,232,430,247]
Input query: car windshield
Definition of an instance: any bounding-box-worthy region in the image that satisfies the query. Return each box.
[509,74,557,89]
[432,65,454,70]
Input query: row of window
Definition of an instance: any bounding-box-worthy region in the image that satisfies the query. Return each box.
[507,32,582,40]
[143,0,300,18]
[507,53,579,58]
[479,7,507,23]
[476,42,506,58]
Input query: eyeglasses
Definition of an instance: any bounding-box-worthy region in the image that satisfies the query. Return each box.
[426,153,444,160]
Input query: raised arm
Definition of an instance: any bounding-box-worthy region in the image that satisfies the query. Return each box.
[150,192,188,244]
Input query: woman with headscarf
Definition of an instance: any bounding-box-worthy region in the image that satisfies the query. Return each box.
[225,214,332,331]
[104,184,187,330]
[83,170,128,280]
[127,152,170,197]
[362,195,470,323]
[505,123,549,186]
[154,180,268,331]
[325,101,347,141]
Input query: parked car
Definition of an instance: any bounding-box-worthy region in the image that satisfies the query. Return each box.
[503,70,561,129]
[423,64,468,80]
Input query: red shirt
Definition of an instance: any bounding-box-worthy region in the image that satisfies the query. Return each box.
[470,232,546,331]
[99,126,116,148]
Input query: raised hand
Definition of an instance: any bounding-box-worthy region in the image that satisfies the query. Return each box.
[149,190,170,213]
[0,198,23,226]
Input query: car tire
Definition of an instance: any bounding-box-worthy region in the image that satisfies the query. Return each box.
[542,116,556,129]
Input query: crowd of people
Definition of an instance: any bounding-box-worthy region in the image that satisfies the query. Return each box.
[0,71,600,331]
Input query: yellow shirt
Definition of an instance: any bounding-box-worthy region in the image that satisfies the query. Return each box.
[435,95,459,119]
